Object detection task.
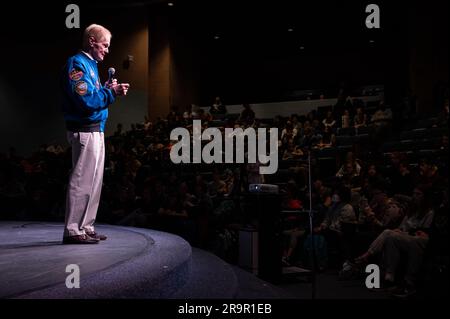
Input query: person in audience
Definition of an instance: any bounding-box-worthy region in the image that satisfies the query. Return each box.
[281,180,305,266]
[315,124,336,149]
[355,186,435,295]
[306,111,317,124]
[300,120,311,135]
[298,126,322,150]
[158,181,198,243]
[281,121,298,143]
[346,194,407,263]
[341,109,351,129]
[46,142,65,155]
[290,114,303,132]
[190,104,203,120]
[390,160,414,196]
[320,186,356,232]
[364,164,387,193]
[197,108,213,123]
[319,186,357,264]
[384,151,405,178]
[435,99,449,127]
[359,196,406,231]
[354,107,367,129]
[238,103,255,125]
[208,170,228,197]
[143,115,152,131]
[322,111,336,131]
[311,179,332,207]
[209,96,227,115]
[336,152,362,179]
[371,101,392,125]
[416,158,443,193]
[370,101,393,144]
[282,139,304,160]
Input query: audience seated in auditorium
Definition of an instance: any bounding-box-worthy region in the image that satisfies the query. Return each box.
[1,87,447,298]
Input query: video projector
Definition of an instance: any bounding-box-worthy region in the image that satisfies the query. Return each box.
[248,184,279,194]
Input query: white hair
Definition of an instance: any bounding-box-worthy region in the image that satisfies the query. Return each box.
[82,24,112,50]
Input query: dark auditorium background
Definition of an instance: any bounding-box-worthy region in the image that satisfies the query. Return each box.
[0,0,448,301]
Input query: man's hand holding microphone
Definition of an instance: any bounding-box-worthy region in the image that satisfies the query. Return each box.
[105,67,130,96]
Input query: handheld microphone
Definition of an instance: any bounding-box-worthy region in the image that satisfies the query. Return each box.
[108,67,116,85]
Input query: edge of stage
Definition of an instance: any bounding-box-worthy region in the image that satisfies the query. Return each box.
[0,221,290,299]
[1,221,191,298]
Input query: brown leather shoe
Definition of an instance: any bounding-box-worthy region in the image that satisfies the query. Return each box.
[63,234,100,244]
[86,232,107,240]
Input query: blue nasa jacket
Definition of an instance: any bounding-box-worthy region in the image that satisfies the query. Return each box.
[61,52,115,132]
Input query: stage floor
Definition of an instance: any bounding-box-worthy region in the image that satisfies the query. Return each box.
[0,221,191,298]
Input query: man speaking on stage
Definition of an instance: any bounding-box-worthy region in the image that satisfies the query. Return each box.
[61,24,130,244]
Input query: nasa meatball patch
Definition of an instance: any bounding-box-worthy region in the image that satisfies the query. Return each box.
[75,81,88,96]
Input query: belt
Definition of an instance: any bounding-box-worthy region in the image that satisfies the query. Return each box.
[66,121,101,132]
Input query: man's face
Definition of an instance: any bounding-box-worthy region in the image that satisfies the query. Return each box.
[419,162,429,175]
[386,199,400,216]
[413,189,424,204]
[399,163,408,174]
[90,35,110,62]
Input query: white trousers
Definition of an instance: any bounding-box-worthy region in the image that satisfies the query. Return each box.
[64,131,105,237]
